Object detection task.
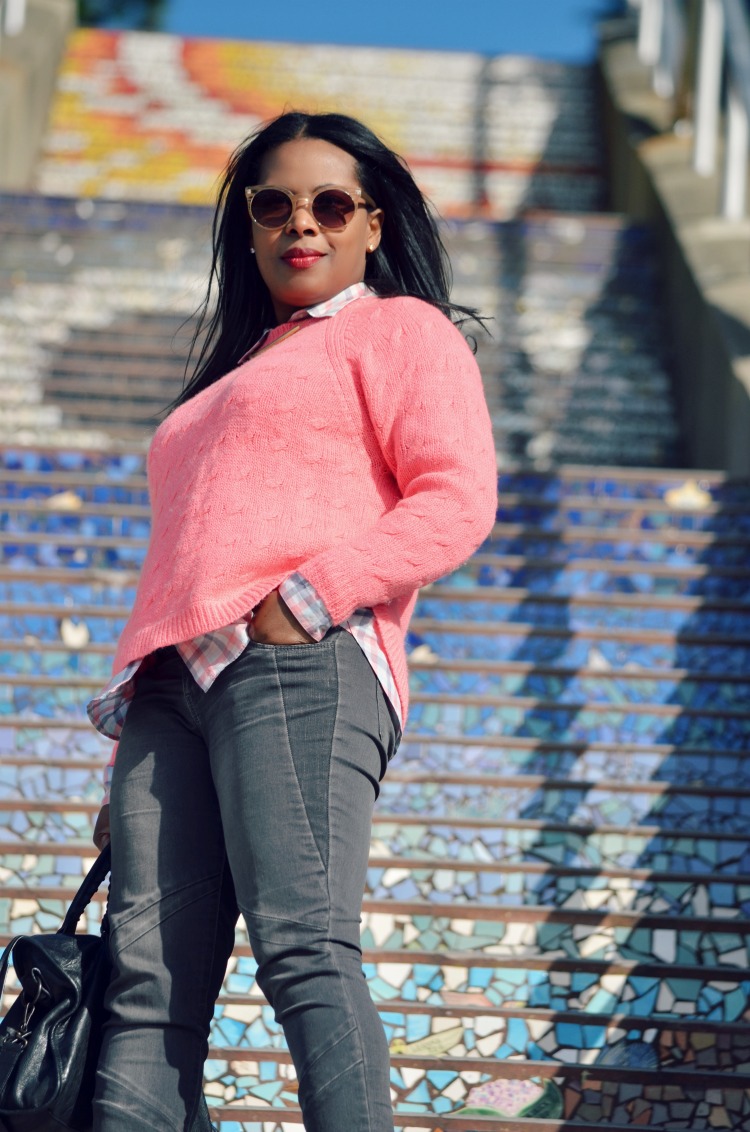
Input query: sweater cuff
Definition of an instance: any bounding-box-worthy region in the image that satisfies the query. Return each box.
[279,573,334,641]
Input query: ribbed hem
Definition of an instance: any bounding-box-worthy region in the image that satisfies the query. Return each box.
[112,578,287,673]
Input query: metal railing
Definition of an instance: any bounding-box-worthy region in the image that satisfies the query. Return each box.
[0,0,27,39]
[635,0,750,219]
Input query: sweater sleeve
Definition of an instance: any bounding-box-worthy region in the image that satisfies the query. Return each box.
[297,298,498,624]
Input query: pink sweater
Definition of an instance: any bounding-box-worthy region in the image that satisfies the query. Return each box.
[112,294,498,720]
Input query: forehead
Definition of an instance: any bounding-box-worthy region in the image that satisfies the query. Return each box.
[258,137,359,188]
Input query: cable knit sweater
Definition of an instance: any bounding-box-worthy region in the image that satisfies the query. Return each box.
[111,294,498,720]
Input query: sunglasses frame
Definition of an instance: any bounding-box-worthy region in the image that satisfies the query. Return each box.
[244,184,377,231]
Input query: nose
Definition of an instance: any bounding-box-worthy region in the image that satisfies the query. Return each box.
[285,197,318,236]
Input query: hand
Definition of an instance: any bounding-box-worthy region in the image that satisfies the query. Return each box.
[249,589,315,645]
[93,803,110,852]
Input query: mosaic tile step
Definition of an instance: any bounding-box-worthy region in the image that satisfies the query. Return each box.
[397,740,750,789]
[220,911,750,972]
[10,528,750,575]
[1,451,735,499]
[494,443,684,475]
[204,1008,750,1081]
[10,480,743,543]
[480,532,750,569]
[486,520,750,556]
[3,711,750,792]
[403,698,750,749]
[6,732,750,791]
[3,887,749,969]
[5,943,745,1045]
[500,472,749,506]
[6,925,747,1024]
[415,594,750,636]
[7,612,750,675]
[9,807,747,876]
[8,582,750,638]
[492,418,680,447]
[0,608,127,643]
[488,349,669,375]
[489,388,677,417]
[195,1050,750,1128]
[0,649,116,679]
[11,560,750,611]
[2,799,749,875]
[3,847,748,921]
[0,450,148,477]
[0,478,145,504]
[0,513,151,538]
[3,746,748,835]
[211,990,750,1041]
[409,626,750,673]
[14,499,750,539]
[408,667,750,711]
[495,491,746,520]
[392,780,750,834]
[3,466,741,508]
[449,560,750,600]
[0,580,138,606]
[201,1111,727,1131]
[0,537,147,572]
[443,588,750,625]
[6,604,750,654]
[4,658,750,715]
[5,685,750,748]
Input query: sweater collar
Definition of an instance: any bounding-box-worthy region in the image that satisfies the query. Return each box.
[238,282,373,365]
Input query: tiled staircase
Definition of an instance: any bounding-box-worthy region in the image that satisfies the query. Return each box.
[1,24,749,1132]
[2,196,750,1130]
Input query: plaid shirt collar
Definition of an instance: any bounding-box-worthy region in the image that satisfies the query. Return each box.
[238,282,373,365]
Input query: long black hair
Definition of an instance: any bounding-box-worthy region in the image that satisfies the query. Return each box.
[172,111,483,411]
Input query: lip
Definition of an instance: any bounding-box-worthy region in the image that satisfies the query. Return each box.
[281,248,326,269]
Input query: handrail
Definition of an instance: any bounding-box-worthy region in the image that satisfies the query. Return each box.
[637,0,750,219]
[636,0,687,97]
[0,0,26,38]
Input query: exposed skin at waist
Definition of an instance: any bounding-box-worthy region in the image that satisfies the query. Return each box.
[249,588,315,645]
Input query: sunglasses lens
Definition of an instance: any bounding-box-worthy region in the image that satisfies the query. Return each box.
[312,189,356,230]
[250,189,292,228]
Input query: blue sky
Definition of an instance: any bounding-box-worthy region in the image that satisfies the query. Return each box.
[160,0,624,62]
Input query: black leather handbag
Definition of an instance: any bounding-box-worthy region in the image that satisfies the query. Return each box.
[0,847,215,1132]
[0,845,113,1131]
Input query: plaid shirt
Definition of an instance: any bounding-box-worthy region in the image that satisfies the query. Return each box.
[87,283,401,797]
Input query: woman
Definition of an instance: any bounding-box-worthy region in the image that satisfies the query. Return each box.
[88,111,498,1132]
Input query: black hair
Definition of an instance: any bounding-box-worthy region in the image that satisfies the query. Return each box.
[171,111,484,411]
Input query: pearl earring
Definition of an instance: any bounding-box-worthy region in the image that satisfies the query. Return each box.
[250,248,256,255]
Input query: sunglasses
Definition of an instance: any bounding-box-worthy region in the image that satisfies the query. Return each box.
[244,185,377,231]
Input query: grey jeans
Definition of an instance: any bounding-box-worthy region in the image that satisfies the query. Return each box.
[93,627,399,1132]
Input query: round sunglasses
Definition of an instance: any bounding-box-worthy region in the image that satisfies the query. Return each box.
[244,185,377,231]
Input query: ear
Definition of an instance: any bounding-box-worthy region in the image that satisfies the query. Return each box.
[366,208,384,253]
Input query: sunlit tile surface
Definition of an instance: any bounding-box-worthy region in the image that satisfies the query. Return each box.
[1,174,750,1127]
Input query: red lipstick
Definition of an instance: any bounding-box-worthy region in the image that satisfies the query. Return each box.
[282,249,325,270]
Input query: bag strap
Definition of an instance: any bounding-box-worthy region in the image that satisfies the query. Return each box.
[0,936,24,1002]
[58,844,112,937]
[0,849,111,1003]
